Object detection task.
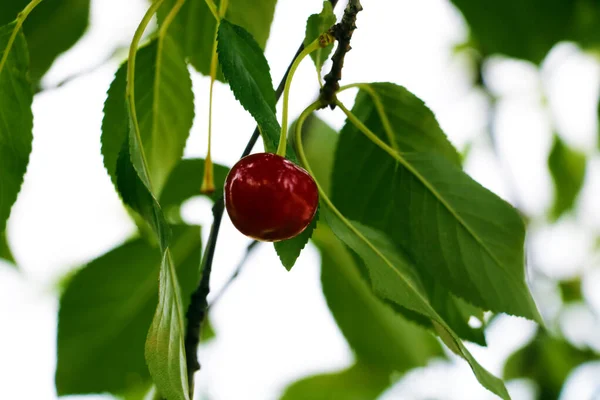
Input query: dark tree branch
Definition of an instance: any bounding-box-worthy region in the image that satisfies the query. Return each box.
[320,0,363,108]
[184,0,340,394]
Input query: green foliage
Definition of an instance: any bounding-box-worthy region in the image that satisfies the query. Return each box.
[55,225,201,396]
[102,38,194,194]
[304,1,336,77]
[4,1,589,398]
[332,83,541,324]
[320,207,510,399]
[548,134,587,220]
[348,83,460,165]
[314,224,445,372]
[115,133,190,400]
[0,0,89,84]
[451,0,600,63]
[280,363,391,400]
[0,231,15,265]
[450,0,570,63]
[158,0,277,80]
[504,329,599,399]
[0,23,33,235]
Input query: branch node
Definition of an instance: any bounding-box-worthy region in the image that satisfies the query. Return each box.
[319,0,363,109]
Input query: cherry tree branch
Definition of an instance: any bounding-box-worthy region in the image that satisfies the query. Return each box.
[320,0,363,108]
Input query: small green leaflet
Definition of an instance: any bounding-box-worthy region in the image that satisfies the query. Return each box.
[217,19,315,270]
[320,206,510,399]
[280,363,391,400]
[102,38,194,195]
[0,23,33,235]
[548,134,586,220]
[0,0,90,83]
[304,1,336,77]
[314,223,445,372]
[55,226,201,397]
[158,0,277,80]
[332,83,541,323]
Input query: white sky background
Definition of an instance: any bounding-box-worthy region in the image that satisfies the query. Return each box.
[1,0,600,399]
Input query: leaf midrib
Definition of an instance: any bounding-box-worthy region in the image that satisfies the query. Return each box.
[369,137,512,280]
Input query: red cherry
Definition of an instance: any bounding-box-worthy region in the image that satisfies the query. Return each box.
[224,153,319,242]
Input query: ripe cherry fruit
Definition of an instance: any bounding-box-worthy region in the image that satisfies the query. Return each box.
[224,153,319,242]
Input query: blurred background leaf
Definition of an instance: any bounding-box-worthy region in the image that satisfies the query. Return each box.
[280,362,391,400]
[0,0,90,84]
[548,134,587,221]
[504,329,600,399]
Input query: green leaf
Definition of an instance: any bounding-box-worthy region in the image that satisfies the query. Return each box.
[349,83,461,166]
[116,139,190,400]
[273,211,319,271]
[158,0,277,80]
[102,38,194,194]
[558,278,583,304]
[217,19,281,153]
[314,223,445,372]
[449,0,572,63]
[0,231,15,265]
[110,36,196,398]
[548,134,586,220]
[56,225,201,396]
[504,330,599,399]
[280,363,391,400]
[304,1,336,76]
[320,206,510,399]
[0,23,33,235]
[0,0,89,83]
[332,83,541,323]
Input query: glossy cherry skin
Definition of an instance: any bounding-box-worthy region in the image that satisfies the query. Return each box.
[224,153,319,242]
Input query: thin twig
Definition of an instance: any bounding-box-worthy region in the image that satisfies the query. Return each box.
[183,0,340,394]
[36,48,125,93]
[208,240,260,310]
[320,0,363,108]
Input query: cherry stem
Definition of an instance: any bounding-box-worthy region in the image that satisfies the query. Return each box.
[202,0,219,21]
[0,0,45,76]
[276,38,322,158]
[337,83,399,151]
